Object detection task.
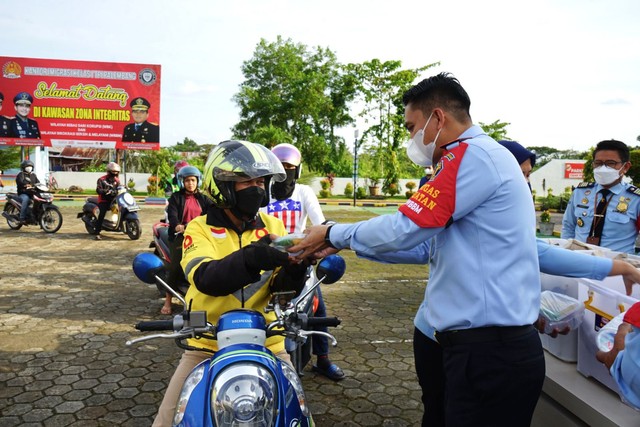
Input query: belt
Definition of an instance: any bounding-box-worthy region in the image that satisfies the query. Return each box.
[434,325,534,347]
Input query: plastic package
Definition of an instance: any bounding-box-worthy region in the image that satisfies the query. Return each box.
[539,290,585,334]
[270,233,306,256]
[596,311,625,352]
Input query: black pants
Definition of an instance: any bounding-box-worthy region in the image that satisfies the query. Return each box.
[167,234,185,287]
[95,201,111,234]
[414,328,445,427]
[414,327,545,427]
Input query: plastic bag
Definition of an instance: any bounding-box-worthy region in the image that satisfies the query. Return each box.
[539,290,585,334]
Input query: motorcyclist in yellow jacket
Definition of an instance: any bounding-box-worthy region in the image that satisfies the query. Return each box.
[152,140,308,427]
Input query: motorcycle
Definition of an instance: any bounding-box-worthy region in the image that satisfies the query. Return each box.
[129,252,345,427]
[147,224,325,375]
[77,185,141,240]
[2,183,63,233]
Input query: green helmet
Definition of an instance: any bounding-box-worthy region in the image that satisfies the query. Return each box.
[203,140,286,208]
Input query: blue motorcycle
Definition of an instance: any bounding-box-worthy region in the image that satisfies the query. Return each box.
[129,252,346,426]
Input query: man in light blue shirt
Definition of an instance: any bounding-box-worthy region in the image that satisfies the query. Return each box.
[562,139,640,253]
[292,73,542,427]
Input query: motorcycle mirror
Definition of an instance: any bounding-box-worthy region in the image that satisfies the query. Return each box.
[132,253,165,284]
[315,254,346,285]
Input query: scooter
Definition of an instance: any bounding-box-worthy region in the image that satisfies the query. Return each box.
[77,185,141,240]
[129,252,345,427]
[147,224,323,374]
[3,183,63,233]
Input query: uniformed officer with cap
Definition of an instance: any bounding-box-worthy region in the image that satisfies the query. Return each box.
[122,97,159,142]
[562,139,640,253]
[0,92,11,137]
[9,92,40,139]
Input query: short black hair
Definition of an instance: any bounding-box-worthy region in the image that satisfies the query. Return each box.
[402,72,471,122]
[594,139,629,163]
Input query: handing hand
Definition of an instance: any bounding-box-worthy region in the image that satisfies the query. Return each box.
[609,260,640,296]
[243,234,291,272]
[289,225,333,261]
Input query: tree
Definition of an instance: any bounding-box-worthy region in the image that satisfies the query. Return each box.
[347,59,438,192]
[174,137,201,152]
[0,147,21,171]
[232,36,357,173]
[479,120,510,141]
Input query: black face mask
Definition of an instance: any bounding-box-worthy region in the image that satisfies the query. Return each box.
[271,169,297,201]
[232,186,267,221]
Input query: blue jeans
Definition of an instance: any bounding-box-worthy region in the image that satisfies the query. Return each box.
[18,194,31,221]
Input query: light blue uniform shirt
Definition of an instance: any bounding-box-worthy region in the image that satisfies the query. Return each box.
[330,126,541,334]
[562,181,640,253]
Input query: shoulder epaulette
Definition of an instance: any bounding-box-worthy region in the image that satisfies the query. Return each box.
[576,182,595,188]
[626,185,640,196]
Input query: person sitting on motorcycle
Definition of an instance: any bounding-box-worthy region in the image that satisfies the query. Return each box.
[94,162,121,240]
[15,159,40,225]
[161,165,213,315]
[153,140,309,427]
[264,142,345,381]
[164,160,188,198]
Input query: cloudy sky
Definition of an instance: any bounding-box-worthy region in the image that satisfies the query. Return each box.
[3,0,639,152]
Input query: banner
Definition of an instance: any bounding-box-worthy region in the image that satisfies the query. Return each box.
[0,56,161,150]
[564,162,584,179]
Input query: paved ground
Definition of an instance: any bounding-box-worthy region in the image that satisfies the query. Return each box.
[0,203,424,426]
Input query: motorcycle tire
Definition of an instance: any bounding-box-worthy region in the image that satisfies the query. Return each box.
[125,219,141,240]
[83,214,99,235]
[40,206,63,233]
[4,204,22,230]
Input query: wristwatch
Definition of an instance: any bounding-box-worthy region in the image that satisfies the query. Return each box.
[324,224,336,248]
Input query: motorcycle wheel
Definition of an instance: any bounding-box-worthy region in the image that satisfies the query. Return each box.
[4,204,22,230]
[125,219,141,240]
[83,214,99,235]
[40,206,63,233]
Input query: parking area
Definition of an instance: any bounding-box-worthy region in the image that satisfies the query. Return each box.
[0,203,424,426]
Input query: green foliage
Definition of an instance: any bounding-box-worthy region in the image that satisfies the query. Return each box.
[319,189,331,198]
[0,147,20,171]
[540,210,551,223]
[320,179,331,191]
[355,186,367,199]
[528,145,591,170]
[539,188,571,211]
[478,120,510,141]
[232,36,357,174]
[174,137,201,152]
[344,182,353,198]
[628,149,640,184]
[406,181,417,190]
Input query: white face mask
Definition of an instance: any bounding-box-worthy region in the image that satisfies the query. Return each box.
[406,112,442,167]
[24,166,33,173]
[593,165,622,186]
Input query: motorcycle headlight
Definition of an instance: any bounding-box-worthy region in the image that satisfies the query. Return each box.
[173,363,205,426]
[281,362,310,417]
[211,363,277,427]
[122,192,135,205]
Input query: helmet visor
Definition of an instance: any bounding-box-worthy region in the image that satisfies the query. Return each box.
[208,141,286,183]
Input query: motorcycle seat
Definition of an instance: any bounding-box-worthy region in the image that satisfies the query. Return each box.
[86,196,99,204]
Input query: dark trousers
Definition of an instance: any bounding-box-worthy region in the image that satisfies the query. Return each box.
[95,201,111,234]
[442,327,545,427]
[311,286,330,357]
[414,328,445,427]
[414,327,545,427]
[167,234,185,287]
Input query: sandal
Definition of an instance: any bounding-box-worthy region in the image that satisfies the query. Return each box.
[312,363,345,381]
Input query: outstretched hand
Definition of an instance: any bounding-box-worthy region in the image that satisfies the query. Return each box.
[610,260,640,296]
[289,225,333,261]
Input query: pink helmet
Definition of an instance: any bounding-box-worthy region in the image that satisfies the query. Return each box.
[271,143,302,178]
[174,160,189,173]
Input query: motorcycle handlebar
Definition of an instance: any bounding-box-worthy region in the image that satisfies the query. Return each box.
[306,316,341,328]
[135,320,174,331]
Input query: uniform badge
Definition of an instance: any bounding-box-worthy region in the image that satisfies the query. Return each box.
[577,218,584,227]
[585,190,591,196]
[616,201,628,213]
[581,198,589,204]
